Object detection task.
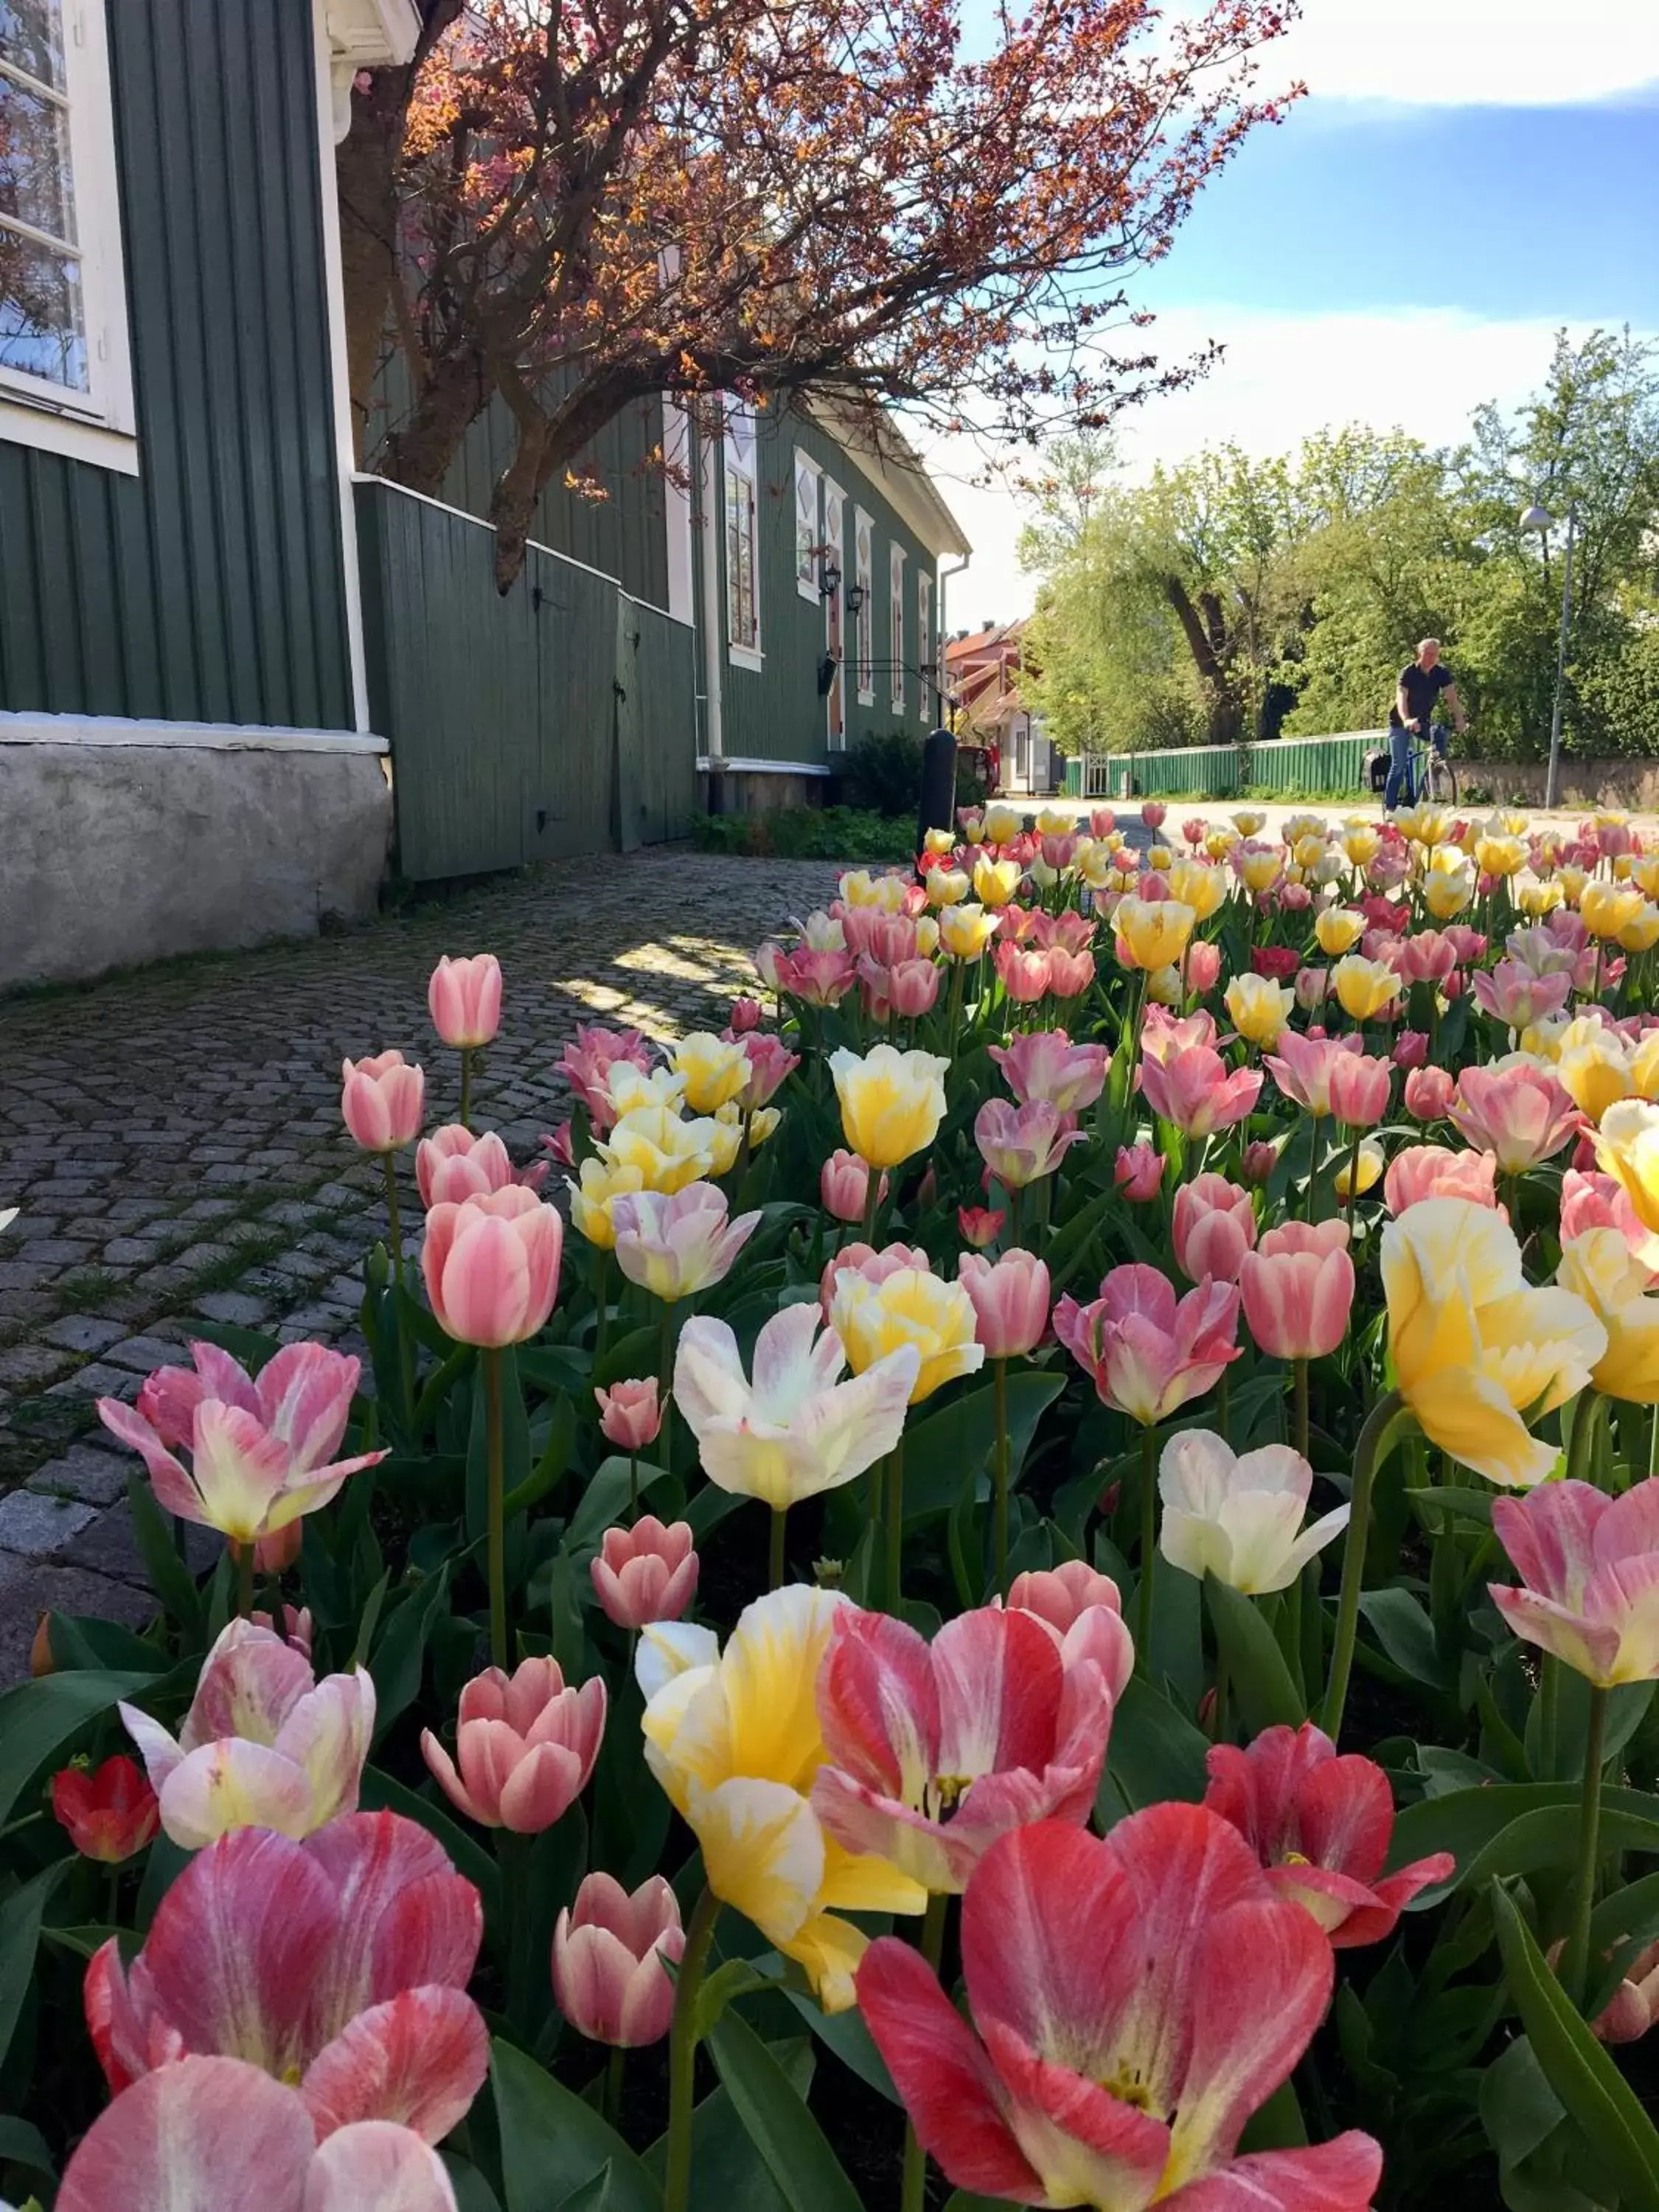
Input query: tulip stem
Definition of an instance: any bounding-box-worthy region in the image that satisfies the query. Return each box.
[381,1154,406,1289]
[484,1346,508,1669]
[1342,1125,1362,1232]
[769,1506,787,1591]
[1561,1683,1610,2008]
[235,1542,255,1620]
[664,1885,723,2212]
[886,1437,907,1612]
[1137,1424,1158,1660]
[459,1046,473,1130]
[659,1302,677,1474]
[1539,1654,1562,1781]
[1321,1388,1405,1742]
[900,1891,950,2212]
[602,2045,625,2131]
[993,1357,1012,1599]
[1566,1390,1606,1491]
[1306,1117,1321,1222]
[860,1167,881,1249]
[1293,1358,1310,1463]
[594,1249,611,1367]
[628,1453,638,1519]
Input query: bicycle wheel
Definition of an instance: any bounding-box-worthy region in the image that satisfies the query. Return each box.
[1425,752,1458,807]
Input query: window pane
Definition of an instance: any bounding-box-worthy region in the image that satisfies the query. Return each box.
[0,69,74,240]
[0,221,86,387]
[0,0,64,91]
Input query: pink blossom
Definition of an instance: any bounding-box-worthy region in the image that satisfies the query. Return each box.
[987,1029,1110,1113]
[975,1099,1086,1188]
[1383,1144,1503,1218]
[1186,940,1223,995]
[428,954,502,1050]
[554,1874,684,2047]
[739,1032,800,1108]
[1327,1052,1393,1130]
[1473,961,1573,1030]
[819,1239,931,1319]
[1405,1065,1455,1120]
[559,1026,653,1130]
[590,1517,698,1630]
[821,1148,887,1223]
[992,941,1052,1002]
[728,995,765,1032]
[341,1051,424,1154]
[595,1378,663,1451]
[1114,1142,1165,1201]
[1054,1263,1241,1425]
[1264,1029,1363,1119]
[1397,931,1456,986]
[1392,1030,1430,1070]
[422,1657,605,1832]
[958,1250,1051,1358]
[1240,1222,1355,1360]
[1172,1175,1257,1284]
[957,1204,1005,1248]
[1449,1063,1580,1172]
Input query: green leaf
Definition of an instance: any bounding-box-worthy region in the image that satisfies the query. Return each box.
[125,1473,205,1634]
[779,1989,898,2104]
[1479,2034,1563,2177]
[567,1457,672,1554]
[1490,1882,1659,2212]
[1447,1806,1659,1899]
[369,1565,453,1747]
[693,1958,778,2042]
[1356,1587,1458,1691]
[492,2039,660,2212]
[901,1371,1065,1526]
[504,1391,577,1519]
[1237,2079,1309,2153]
[1095,1674,1208,1823]
[706,2009,864,2212]
[1204,1576,1305,1731]
[0,2115,55,2183]
[0,1865,63,2074]
[0,1669,156,1826]
[1388,1781,1659,1882]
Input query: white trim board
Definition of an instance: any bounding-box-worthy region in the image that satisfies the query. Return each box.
[313,0,372,732]
[698,756,832,777]
[0,714,388,754]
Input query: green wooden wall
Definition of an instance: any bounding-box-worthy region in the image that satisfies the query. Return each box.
[0,0,353,728]
[714,407,941,768]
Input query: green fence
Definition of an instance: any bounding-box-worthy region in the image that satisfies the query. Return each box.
[1062,730,1377,805]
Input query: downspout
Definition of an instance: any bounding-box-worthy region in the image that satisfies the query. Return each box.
[937,551,970,728]
[698,417,725,795]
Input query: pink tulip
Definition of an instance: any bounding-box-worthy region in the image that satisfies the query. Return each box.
[1279,880,1312,913]
[422,1186,563,1346]
[1449,1062,1580,1173]
[1397,931,1456,987]
[1054,1263,1240,1425]
[1472,960,1573,1030]
[1172,1175,1257,1284]
[1186,939,1223,995]
[821,1148,886,1223]
[250,1600,313,1654]
[1045,947,1096,998]
[1137,1040,1263,1138]
[1206,1723,1455,1947]
[591,1516,698,1629]
[1114,1141,1165,1201]
[739,1031,800,1108]
[957,1203,1005,1248]
[428,953,502,1049]
[1295,965,1329,1012]
[595,1377,664,1450]
[99,1340,383,1550]
[1327,1051,1393,1130]
[341,1050,424,1153]
[1091,807,1118,837]
[558,1026,654,1130]
[1046,909,1096,955]
[729,995,765,1032]
[417,1125,518,1208]
[1144,1004,1218,1052]
[86,1815,487,2140]
[1239,1220,1355,1360]
[813,1604,1115,1891]
[778,946,859,1006]
[1007,1559,1120,1635]
[1405,1064,1455,1121]
[818,1237,931,1318]
[611,1183,761,1301]
[1392,1029,1430,1070]
[554,1873,685,2047]
[958,1249,1050,1357]
[1444,925,1488,965]
[974,1097,1086,1189]
[1561,1167,1652,1259]
[1141,801,1167,828]
[422,1656,605,1832]
[1263,1029,1361,1118]
[1490,1478,1659,1688]
[541,1121,577,1169]
[992,940,1051,1002]
[1383,1143,1503,1217]
[987,1029,1110,1113]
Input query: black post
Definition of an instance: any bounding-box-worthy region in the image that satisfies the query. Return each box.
[917,726,958,855]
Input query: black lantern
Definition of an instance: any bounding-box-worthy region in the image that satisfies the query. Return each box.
[819,557,842,600]
[845,580,866,618]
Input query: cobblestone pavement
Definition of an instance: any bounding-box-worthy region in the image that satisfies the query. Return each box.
[0,849,841,1680]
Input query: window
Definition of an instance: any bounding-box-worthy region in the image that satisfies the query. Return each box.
[854,508,874,703]
[0,0,136,468]
[917,569,933,724]
[723,404,760,662]
[889,543,906,716]
[793,448,821,602]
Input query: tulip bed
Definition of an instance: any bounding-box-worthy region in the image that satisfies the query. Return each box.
[11,797,1659,2211]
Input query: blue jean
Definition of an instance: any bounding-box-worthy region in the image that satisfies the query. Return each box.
[1383,725,1414,810]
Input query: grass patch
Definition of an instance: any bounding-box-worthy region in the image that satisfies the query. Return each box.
[57,1269,125,1312]
[183,1228,293,1297]
[692,806,914,862]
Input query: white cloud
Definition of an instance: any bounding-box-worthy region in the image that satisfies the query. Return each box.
[918,307,1642,632]
[1267,0,1659,108]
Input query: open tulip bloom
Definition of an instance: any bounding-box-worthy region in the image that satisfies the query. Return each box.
[1158,1432,1349,1595]
[1489,1478,1659,1687]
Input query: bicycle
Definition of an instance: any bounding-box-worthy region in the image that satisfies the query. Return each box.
[1397,721,1458,808]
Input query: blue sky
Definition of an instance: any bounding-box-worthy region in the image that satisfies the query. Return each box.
[927,2,1659,627]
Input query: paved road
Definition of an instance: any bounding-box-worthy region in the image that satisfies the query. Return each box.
[0,849,839,1679]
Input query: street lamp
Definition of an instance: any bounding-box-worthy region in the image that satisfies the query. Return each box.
[1520,498,1579,811]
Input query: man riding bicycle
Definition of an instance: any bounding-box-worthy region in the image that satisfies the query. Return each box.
[1385,639,1466,811]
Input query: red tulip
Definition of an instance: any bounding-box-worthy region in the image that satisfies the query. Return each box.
[422,1656,605,1832]
[1239,1220,1355,1361]
[1251,945,1301,982]
[428,953,502,1049]
[856,1809,1382,2208]
[553,1873,684,2047]
[591,1516,698,1630]
[341,1051,425,1153]
[1172,1174,1256,1285]
[86,1816,487,2140]
[1054,1263,1239,1425]
[1206,1722,1455,1947]
[52,1756,158,1864]
[957,1203,1006,1248]
[594,1378,664,1451]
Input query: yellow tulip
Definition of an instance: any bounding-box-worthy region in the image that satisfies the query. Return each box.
[1148,845,1173,871]
[1422,864,1475,920]
[1114,895,1197,971]
[1205,829,1237,862]
[673,1032,751,1114]
[1076,844,1116,891]
[1035,805,1075,838]
[1615,853,1637,882]
[1284,813,1327,843]
[1582,881,1647,941]
[602,1105,724,1192]
[838,869,903,910]
[1475,835,1527,878]
[830,1265,985,1404]
[938,901,998,961]
[1518,880,1564,917]
[914,916,940,959]
[746,1105,782,1150]
[922,827,956,856]
[1332,954,1402,1023]
[1167,860,1225,922]
[639,1587,927,2010]
[925,867,970,909]
[1557,1016,1638,1126]
[1343,826,1381,868]
[1231,809,1267,836]
[1107,864,1142,896]
[567,1156,647,1248]
[1558,865,1590,908]
[1333,1139,1385,1200]
[1293,832,1327,873]
[1517,1014,1571,1062]
[1224,972,1294,1048]
[1398,804,1454,849]
[1558,1228,1659,1403]
[1238,849,1282,895]
[830,1043,948,1169]
[1596,810,1630,832]
[1632,856,1659,901]
[1382,1198,1607,1487]
[1029,858,1060,892]
[606,1063,689,1118]
[1314,907,1366,956]
[1621,901,1659,953]
[983,804,1022,846]
[1597,1099,1659,1261]
[1146,963,1184,1007]
[973,855,1022,908]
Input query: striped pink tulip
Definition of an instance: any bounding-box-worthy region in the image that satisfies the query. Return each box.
[341,1050,424,1153]
[428,953,502,1048]
[1239,1220,1354,1360]
[421,1656,605,1832]
[554,1874,684,2047]
[422,1186,563,1346]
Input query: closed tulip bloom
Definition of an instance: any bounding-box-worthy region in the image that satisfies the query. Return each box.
[1115,1141,1166,1201]
[566,1156,647,1249]
[428,953,502,1048]
[1327,1051,1393,1130]
[1045,945,1096,998]
[417,1125,521,1208]
[987,1028,1110,1113]
[1382,1142,1502,1217]
[591,1517,698,1630]
[992,939,1051,1002]
[600,1103,724,1191]
[1490,1478,1659,1687]
[119,1619,373,1849]
[52,1755,159,1863]
[938,901,999,960]
[951,1206,1000,1253]
[1172,1175,1257,1285]
[925,865,970,908]
[1224,972,1295,1048]
[1115,894,1197,971]
[830,1265,985,1405]
[554,1873,684,2048]
[973,1097,1085,1189]
[423,1186,563,1345]
[1384,1198,1606,1487]
[674,1303,917,1508]
[1559,1228,1659,1402]
[1424,862,1476,919]
[1005,1560,1134,1694]
[958,1249,1050,1357]
[1165,857,1225,922]
[1186,939,1223,995]
[972,855,1022,906]
[857,1809,1380,2212]
[831,1043,949,1170]
[611,1183,760,1302]
[1294,964,1329,1012]
[422,1656,605,1832]
[821,1147,886,1224]
[341,1050,425,1153]
[1331,953,1402,1023]
[1159,1431,1348,1594]
[1054,1263,1239,1426]
[1582,880,1647,940]
[1405,1064,1456,1121]
[594,1377,663,1450]
[1263,1029,1360,1118]
[1240,1219,1356,1359]
[669,1032,750,1115]
[1315,907,1366,956]
[1449,1062,1579,1172]
[1333,1139,1385,1201]
[1206,1725,1454,1948]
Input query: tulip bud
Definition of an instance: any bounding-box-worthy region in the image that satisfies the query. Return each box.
[821,1148,887,1224]
[595,1378,664,1451]
[341,1050,425,1154]
[958,1249,1051,1358]
[1295,966,1329,1013]
[1404,1065,1455,1121]
[51,1754,159,1863]
[1391,1030,1430,1070]
[1186,941,1222,996]
[1141,801,1167,829]
[428,953,503,1049]
[422,1656,605,1832]
[29,1613,55,1677]
[1114,1144,1165,1202]
[554,1872,684,2047]
[957,1204,1005,1249]
[1239,1139,1279,1188]
[728,995,765,1033]
[591,1514,698,1629]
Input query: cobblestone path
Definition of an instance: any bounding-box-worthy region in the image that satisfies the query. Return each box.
[0,849,839,1679]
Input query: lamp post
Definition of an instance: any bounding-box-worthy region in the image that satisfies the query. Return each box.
[1520,498,1579,812]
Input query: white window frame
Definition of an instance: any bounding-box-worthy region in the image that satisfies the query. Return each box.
[793,448,822,604]
[0,0,138,473]
[917,568,933,725]
[888,542,906,717]
[854,507,874,706]
[723,402,762,670]
[824,476,846,752]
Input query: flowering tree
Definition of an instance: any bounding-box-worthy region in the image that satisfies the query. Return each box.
[338,0,1299,587]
